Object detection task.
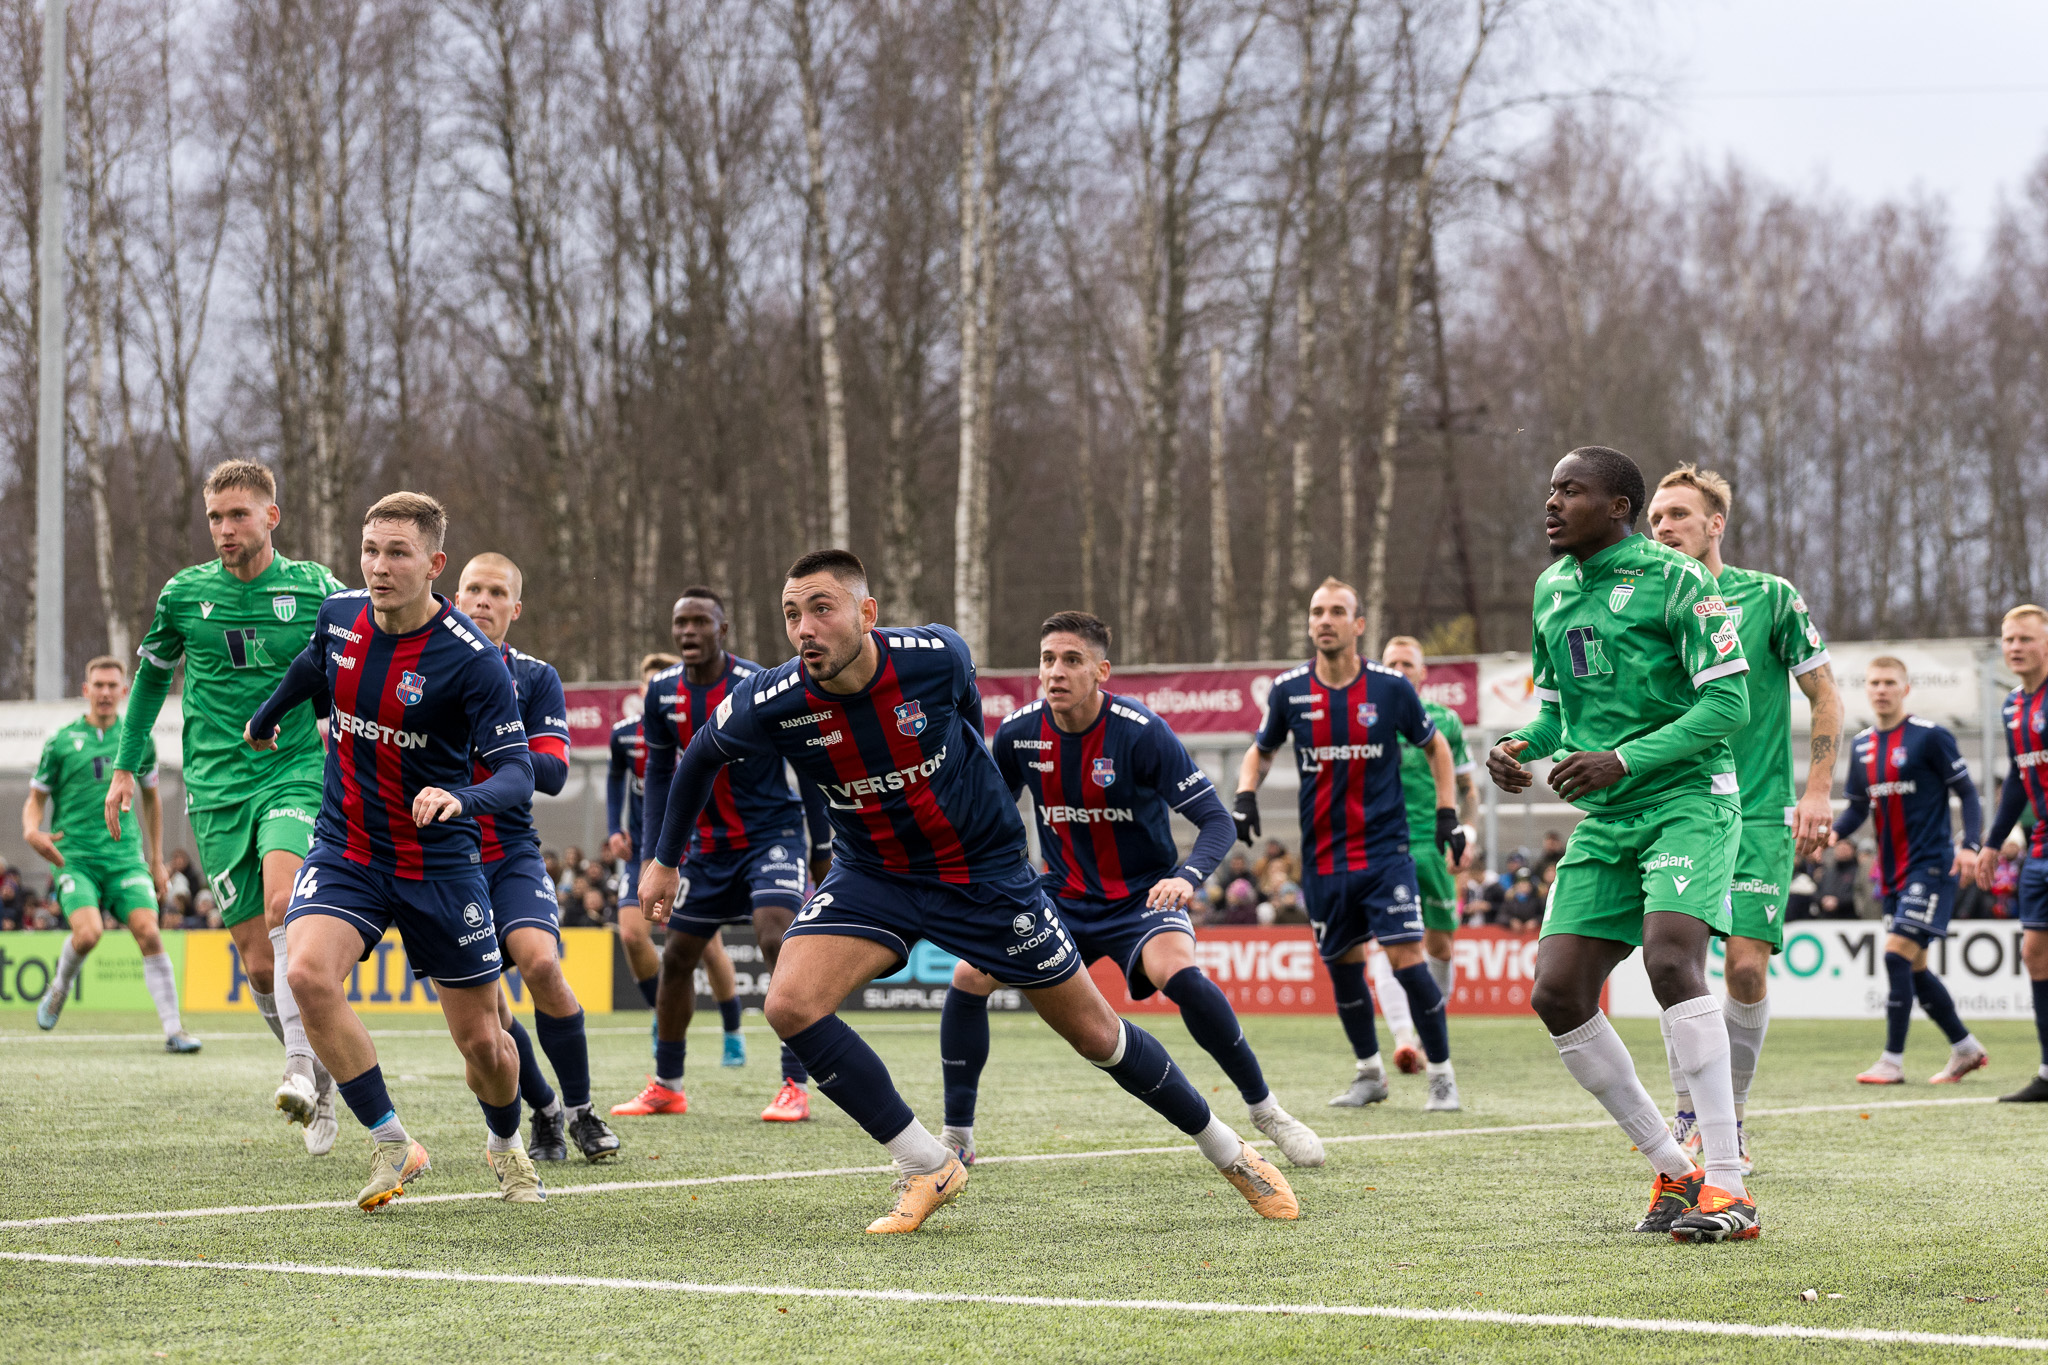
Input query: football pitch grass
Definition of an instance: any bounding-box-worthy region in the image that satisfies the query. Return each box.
[4,1009,2045,1362]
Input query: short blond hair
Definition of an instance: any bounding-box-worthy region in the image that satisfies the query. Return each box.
[1866,655,1909,681]
[1655,463,1731,519]
[1314,576,1361,614]
[640,652,680,677]
[203,459,277,503]
[1384,634,1423,658]
[2002,604,2048,628]
[364,491,447,553]
[83,655,126,679]
[461,551,523,602]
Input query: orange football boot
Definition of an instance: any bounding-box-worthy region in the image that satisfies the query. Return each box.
[610,1079,688,1116]
[762,1078,811,1122]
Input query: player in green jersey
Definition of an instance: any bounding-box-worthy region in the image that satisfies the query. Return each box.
[1377,637,1477,1074]
[1647,465,1843,1173]
[105,460,347,1153]
[1487,446,1759,1243]
[26,658,199,1052]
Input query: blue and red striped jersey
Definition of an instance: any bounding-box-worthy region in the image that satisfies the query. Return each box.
[1839,717,1974,894]
[1255,659,1436,876]
[473,645,569,862]
[294,592,530,879]
[644,654,803,857]
[2001,685,2048,857]
[992,693,1232,900]
[606,714,646,846]
[700,625,1025,884]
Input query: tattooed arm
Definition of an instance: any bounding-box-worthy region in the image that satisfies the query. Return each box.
[1794,662,1844,858]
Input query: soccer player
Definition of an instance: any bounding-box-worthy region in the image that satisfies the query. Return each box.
[1646,465,1842,1169]
[247,492,542,1208]
[1379,635,1478,1073]
[607,652,746,1062]
[1488,446,1756,1243]
[29,658,197,1052]
[1977,604,2048,1103]
[638,551,1296,1232]
[1831,657,1987,1084]
[1235,579,1466,1111]
[941,611,1325,1167]
[455,554,621,1163]
[107,460,346,1153]
[612,589,829,1122]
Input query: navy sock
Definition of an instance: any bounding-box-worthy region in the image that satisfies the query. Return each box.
[1162,966,1268,1106]
[506,1017,556,1111]
[783,1015,916,1143]
[939,988,991,1127]
[336,1065,397,1131]
[780,1043,810,1085]
[1327,959,1382,1061]
[534,1008,591,1109]
[636,975,659,1009]
[479,1094,522,1140]
[655,1037,685,1085]
[1096,1021,1213,1135]
[2033,980,2048,1065]
[1884,951,1915,1054]
[719,997,744,1033]
[1393,962,1451,1065]
[1911,969,1969,1045]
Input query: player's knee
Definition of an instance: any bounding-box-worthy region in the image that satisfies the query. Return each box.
[132,927,164,955]
[71,925,101,953]
[285,954,331,1005]
[1723,957,1768,1000]
[1424,928,1454,959]
[1640,946,1704,1007]
[2024,933,2048,978]
[762,986,825,1038]
[662,933,705,973]
[950,960,996,993]
[1529,976,1592,1034]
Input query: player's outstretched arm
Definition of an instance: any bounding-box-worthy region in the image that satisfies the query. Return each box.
[1233,743,1272,846]
[21,789,62,867]
[801,779,831,883]
[605,743,628,842]
[442,748,535,820]
[1792,663,1844,855]
[1593,672,1749,789]
[246,644,329,750]
[1979,768,2027,889]
[641,725,737,923]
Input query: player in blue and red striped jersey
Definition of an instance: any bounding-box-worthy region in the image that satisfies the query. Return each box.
[940,612,1325,1168]
[455,554,621,1165]
[1979,604,2048,1103]
[637,551,1298,1233]
[611,589,831,1123]
[1235,577,1466,1112]
[246,492,542,1209]
[1832,655,1987,1087]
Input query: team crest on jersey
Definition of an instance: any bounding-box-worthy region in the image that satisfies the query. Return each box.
[1891,748,1905,768]
[396,670,426,706]
[272,594,298,622]
[1357,702,1378,727]
[1609,584,1635,612]
[72,737,83,751]
[1091,756,1116,788]
[894,700,927,737]
[2034,712,2045,735]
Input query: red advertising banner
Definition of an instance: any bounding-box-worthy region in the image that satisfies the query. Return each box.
[979,659,1478,736]
[563,686,642,751]
[1089,925,1545,1016]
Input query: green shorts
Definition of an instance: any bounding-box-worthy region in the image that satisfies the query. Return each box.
[1414,847,1459,934]
[1541,794,1738,948]
[1726,820,1793,953]
[189,781,321,929]
[56,856,158,921]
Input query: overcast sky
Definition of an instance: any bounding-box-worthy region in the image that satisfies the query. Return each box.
[1652,0,2048,255]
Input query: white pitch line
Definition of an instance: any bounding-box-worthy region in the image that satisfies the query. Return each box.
[0,1023,941,1043]
[0,1251,2040,1352]
[0,1096,1995,1231]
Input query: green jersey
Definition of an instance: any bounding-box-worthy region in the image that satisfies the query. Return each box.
[1400,699,1471,842]
[1517,534,1749,817]
[118,552,346,810]
[33,714,157,863]
[1715,563,1829,825]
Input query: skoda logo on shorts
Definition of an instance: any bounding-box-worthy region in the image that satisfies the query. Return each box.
[1012,912,1037,936]
[770,845,787,861]
[1393,884,1410,901]
[463,902,485,929]
[1909,882,1925,897]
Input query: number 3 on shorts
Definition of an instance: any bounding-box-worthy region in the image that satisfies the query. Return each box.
[798,890,832,922]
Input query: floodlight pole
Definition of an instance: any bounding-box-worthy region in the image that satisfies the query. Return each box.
[34,0,66,700]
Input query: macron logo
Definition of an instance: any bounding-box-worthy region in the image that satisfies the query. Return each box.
[1672,874,1691,895]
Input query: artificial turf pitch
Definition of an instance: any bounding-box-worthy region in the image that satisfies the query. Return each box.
[3,1008,2044,1362]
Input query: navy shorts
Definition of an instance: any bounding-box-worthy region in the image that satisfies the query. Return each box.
[2019,856,2048,932]
[1055,887,1194,1001]
[283,843,502,987]
[669,841,807,938]
[1883,868,1958,946]
[1303,855,1425,961]
[788,860,1083,989]
[487,846,561,947]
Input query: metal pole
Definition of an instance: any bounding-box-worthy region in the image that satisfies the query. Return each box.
[34,0,67,701]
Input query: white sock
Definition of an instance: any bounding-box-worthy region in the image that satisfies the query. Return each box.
[1955,1034,1983,1055]
[1664,995,1745,1198]
[883,1117,952,1176]
[1722,993,1769,1106]
[1246,1095,1280,1124]
[1369,950,1414,1037]
[1355,1054,1385,1080]
[1194,1112,1244,1168]
[1426,953,1454,995]
[1551,1013,1693,1179]
[2038,1063,2048,1082]
[1660,1011,1692,1114]
[566,1101,591,1120]
[269,926,315,1064]
[941,1123,975,1152]
[541,1096,564,1118]
[1880,1050,1905,1068]
[53,941,86,996]
[370,1112,409,1145]
[487,1127,525,1154]
[1426,1059,1454,1078]
[252,988,286,1044]
[141,952,183,1035]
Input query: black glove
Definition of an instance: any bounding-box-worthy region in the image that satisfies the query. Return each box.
[1233,791,1261,847]
[1435,807,1466,863]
